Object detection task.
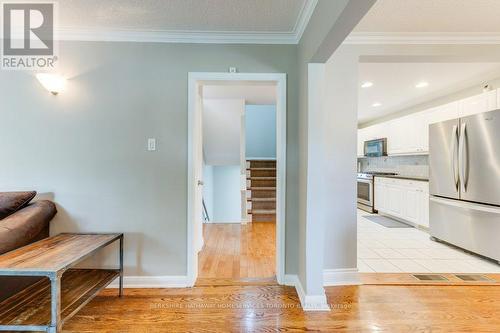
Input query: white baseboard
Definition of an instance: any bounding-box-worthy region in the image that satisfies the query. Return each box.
[107,275,190,288]
[283,274,330,311]
[323,268,360,286]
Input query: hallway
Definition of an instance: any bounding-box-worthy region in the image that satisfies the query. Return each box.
[197,222,275,281]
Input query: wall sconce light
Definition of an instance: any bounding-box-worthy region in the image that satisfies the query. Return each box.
[36,73,66,95]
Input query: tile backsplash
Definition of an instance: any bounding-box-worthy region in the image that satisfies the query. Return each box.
[358,155,429,178]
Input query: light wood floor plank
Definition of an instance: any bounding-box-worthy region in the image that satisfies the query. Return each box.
[197,222,276,280]
[63,284,500,332]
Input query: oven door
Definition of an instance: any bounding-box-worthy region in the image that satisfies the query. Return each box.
[357,178,373,206]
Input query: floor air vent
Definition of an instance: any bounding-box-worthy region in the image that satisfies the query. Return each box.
[455,274,493,282]
[413,274,448,281]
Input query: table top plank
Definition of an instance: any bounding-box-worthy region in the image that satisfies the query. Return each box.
[0,233,121,274]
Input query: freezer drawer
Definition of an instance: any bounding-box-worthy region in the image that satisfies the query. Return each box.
[430,196,500,262]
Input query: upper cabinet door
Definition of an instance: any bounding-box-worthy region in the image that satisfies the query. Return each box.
[357,128,366,157]
[421,103,459,153]
[458,90,497,118]
[427,102,459,125]
[388,115,424,155]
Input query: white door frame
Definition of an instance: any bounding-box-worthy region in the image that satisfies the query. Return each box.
[187,72,287,286]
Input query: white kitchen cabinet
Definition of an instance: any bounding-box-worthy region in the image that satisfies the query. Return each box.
[458,90,497,117]
[358,123,388,157]
[387,113,427,155]
[357,128,366,157]
[374,180,386,211]
[374,177,429,228]
[357,90,499,156]
[403,184,420,224]
[420,102,460,153]
[426,101,459,125]
[387,184,404,217]
[419,184,429,227]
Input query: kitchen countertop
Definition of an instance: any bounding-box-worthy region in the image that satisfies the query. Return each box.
[374,174,429,182]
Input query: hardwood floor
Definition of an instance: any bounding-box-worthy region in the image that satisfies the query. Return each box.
[63,283,500,332]
[197,222,276,280]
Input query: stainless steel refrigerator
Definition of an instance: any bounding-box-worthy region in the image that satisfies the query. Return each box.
[429,109,500,263]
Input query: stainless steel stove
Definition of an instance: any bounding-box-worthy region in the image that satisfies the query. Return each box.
[357,172,397,212]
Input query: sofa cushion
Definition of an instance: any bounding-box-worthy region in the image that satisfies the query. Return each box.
[0,191,37,220]
[0,200,55,254]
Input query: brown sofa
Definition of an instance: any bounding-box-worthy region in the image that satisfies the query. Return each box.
[0,192,57,302]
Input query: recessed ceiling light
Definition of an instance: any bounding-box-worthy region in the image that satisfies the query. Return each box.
[361,81,373,88]
[415,81,429,88]
[372,102,382,107]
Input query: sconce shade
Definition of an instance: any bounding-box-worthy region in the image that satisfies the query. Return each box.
[36,73,66,95]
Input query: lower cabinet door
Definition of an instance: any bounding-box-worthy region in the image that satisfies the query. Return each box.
[374,181,386,212]
[403,187,420,224]
[387,185,404,217]
[418,189,430,227]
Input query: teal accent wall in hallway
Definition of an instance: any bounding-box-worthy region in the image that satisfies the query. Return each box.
[245,105,276,159]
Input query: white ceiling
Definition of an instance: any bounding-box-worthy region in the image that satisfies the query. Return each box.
[61,0,305,31]
[203,99,244,165]
[358,62,500,124]
[203,84,276,105]
[354,0,500,32]
[56,0,317,43]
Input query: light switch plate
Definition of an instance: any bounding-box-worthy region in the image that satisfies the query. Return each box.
[229,67,237,73]
[147,138,156,151]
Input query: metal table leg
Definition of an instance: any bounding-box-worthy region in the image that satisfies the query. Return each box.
[48,274,61,333]
[119,235,124,297]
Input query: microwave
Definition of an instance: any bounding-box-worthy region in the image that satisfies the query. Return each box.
[364,138,387,157]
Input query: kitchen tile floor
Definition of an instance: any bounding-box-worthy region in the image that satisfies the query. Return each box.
[357,210,500,273]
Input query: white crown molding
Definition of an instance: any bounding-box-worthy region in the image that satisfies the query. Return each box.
[323,268,360,286]
[344,32,500,45]
[54,0,318,44]
[56,28,298,44]
[293,0,318,43]
[107,275,189,288]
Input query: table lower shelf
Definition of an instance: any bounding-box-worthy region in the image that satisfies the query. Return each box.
[0,268,119,329]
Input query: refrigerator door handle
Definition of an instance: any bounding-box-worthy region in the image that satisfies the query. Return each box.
[451,125,459,191]
[459,123,469,193]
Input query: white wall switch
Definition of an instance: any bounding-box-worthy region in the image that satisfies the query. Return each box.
[229,67,237,73]
[147,138,156,151]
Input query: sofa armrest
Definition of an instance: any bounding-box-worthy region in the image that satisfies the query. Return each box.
[0,200,56,255]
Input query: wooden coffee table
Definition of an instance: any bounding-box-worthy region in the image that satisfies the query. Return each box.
[0,233,123,333]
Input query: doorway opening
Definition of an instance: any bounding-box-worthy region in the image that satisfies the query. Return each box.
[355,61,500,278]
[187,73,286,285]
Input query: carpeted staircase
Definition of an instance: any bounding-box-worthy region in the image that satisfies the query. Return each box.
[246,160,276,222]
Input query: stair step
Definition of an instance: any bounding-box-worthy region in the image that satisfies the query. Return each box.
[247,198,276,202]
[246,168,276,171]
[247,177,276,180]
[248,160,276,168]
[248,209,276,214]
[248,187,276,191]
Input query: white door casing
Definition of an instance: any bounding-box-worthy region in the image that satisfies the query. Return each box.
[187,72,287,286]
[194,84,204,254]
